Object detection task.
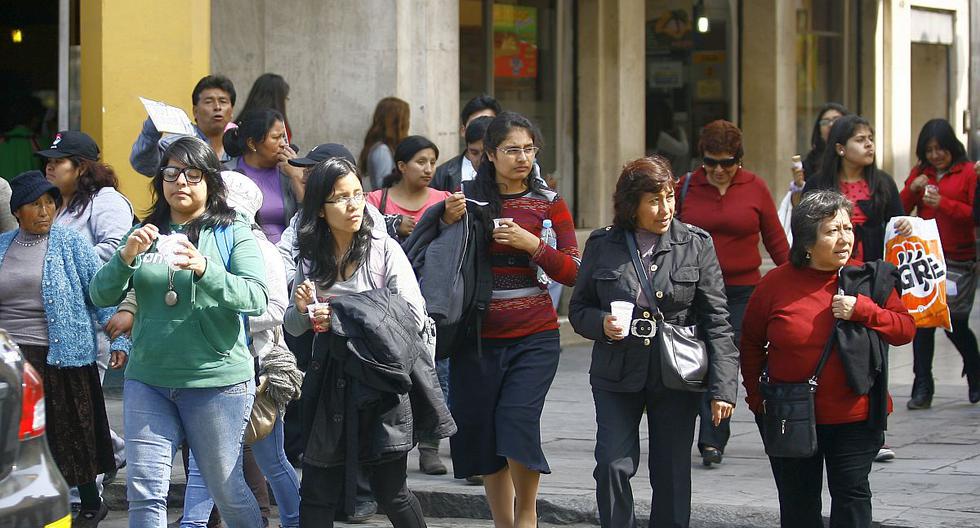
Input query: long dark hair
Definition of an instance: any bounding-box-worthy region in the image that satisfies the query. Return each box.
[809,115,892,219]
[223,108,285,158]
[358,97,410,171]
[143,137,235,243]
[296,158,375,287]
[381,135,439,188]
[915,118,968,170]
[468,111,545,222]
[61,157,120,214]
[237,73,290,125]
[809,102,849,154]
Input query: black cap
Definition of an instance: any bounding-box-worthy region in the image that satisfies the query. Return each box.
[9,170,63,214]
[288,143,355,167]
[35,130,100,161]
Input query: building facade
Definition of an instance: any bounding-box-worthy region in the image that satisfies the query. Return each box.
[5,0,970,224]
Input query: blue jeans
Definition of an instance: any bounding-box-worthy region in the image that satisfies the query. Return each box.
[183,415,300,527]
[123,378,260,528]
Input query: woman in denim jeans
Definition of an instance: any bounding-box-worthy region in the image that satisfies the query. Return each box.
[91,137,269,527]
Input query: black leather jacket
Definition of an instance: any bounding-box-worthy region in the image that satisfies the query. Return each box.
[300,288,456,468]
[569,221,739,403]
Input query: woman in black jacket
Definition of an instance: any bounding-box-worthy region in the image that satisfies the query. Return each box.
[803,115,903,263]
[569,155,739,528]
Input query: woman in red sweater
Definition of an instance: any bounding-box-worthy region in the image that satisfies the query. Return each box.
[897,119,980,408]
[741,190,915,528]
[449,112,579,527]
[677,119,789,466]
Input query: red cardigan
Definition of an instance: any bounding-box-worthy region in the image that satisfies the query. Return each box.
[898,161,977,261]
[677,167,789,286]
[740,262,915,425]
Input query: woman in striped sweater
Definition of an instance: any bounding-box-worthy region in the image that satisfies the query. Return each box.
[450,112,579,528]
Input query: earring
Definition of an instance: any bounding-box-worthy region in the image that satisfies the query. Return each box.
[805,251,812,260]
[251,146,257,152]
[838,150,844,156]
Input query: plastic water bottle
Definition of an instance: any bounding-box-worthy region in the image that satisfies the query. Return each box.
[537,219,557,285]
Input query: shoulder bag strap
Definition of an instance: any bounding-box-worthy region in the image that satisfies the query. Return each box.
[380,188,389,215]
[676,171,693,221]
[624,231,664,320]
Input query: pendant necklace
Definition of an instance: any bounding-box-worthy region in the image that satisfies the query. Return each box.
[165,267,179,306]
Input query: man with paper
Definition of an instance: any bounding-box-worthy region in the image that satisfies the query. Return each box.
[129,75,236,176]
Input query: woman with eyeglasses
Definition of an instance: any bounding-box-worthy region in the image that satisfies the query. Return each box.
[284,157,454,527]
[366,135,466,242]
[450,111,580,527]
[674,119,789,467]
[897,119,980,408]
[224,108,305,243]
[803,115,903,264]
[90,136,268,527]
[792,103,850,189]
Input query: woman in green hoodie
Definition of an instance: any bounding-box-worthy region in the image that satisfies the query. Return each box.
[90,136,268,527]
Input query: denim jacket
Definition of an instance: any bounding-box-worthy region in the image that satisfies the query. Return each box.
[0,225,131,366]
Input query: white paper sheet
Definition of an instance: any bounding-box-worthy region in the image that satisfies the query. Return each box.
[139,96,196,135]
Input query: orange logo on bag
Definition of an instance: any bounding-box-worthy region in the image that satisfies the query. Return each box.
[885,237,950,329]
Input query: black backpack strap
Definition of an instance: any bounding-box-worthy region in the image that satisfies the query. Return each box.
[379,187,389,215]
[676,171,693,221]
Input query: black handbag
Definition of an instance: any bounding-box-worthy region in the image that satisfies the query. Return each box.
[758,323,837,458]
[626,232,708,392]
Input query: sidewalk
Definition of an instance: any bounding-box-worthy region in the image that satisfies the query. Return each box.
[102,313,980,527]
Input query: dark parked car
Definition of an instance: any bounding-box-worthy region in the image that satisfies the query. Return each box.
[0,330,71,527]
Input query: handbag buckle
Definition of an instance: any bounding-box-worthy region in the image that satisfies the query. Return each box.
[630,318,657,338]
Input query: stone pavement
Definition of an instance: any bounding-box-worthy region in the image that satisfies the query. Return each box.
[101,316,980,528]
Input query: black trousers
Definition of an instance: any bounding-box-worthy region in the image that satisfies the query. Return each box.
[593,385,701,528]
[697,285,753,454]
[299,454,425,528]
[912,317,980,380]
[757,417,883,528]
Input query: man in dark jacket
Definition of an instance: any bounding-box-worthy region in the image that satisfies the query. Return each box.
[431,95,499,191]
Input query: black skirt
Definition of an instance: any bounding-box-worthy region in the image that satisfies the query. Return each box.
[20,344,115,487]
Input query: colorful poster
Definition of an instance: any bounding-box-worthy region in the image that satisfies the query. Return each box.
[493,4,538,79]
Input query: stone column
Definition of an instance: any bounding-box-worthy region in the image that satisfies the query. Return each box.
[211,0,460,172]
[739,0,796,197]
[576,0,645,230]
[80,0,211,213]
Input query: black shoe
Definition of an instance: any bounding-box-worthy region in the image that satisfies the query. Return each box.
[465,475,484,485]
[967,370,980,404]
[907,377,934,410]
[74,500,108,528]
[346,500,377,523]
[701,446,723,467]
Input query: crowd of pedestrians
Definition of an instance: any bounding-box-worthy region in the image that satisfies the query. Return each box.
[0,70,977,528]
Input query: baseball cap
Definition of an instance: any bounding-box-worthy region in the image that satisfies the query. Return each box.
[288,143,355,167]
[36,130,100,161]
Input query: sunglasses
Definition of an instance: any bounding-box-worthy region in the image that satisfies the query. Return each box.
[702,156,739,168]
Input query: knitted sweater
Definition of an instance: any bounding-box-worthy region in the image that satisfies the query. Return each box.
[482,189,579,339]
[0,225,131,366]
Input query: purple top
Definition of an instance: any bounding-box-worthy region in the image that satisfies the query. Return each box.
[237,158,287,243]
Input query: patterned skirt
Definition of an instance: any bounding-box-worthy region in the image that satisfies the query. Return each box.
[20,344,115,487]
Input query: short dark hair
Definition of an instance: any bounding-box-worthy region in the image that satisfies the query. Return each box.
[613,155,674,231]
[223,108,285,158]
[460,94,501,126]
[465,115,493,145]
[698,120,743,158]
[915,118,968,170]
[382,135,440,188]
[789,190,853,267]
[192,75,236,107]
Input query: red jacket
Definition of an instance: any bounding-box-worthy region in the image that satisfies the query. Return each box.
[740,262,915,425]
[899,161,977,261]
[677,167,789,286]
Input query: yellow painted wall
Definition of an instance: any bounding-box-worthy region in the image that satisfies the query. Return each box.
[80,0,210,215]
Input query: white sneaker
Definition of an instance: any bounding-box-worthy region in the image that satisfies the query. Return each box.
[875,446,895,462]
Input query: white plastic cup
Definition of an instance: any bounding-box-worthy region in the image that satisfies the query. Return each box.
[493,217,514,229]
[925,184,939,199]
[610,301,634,338]
[308,299,330,333]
